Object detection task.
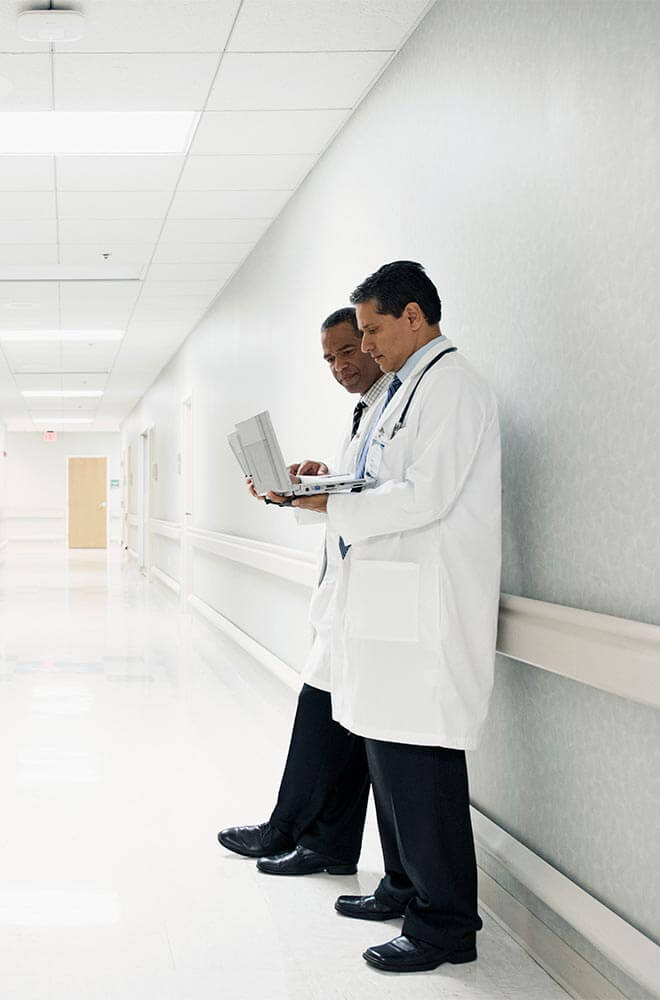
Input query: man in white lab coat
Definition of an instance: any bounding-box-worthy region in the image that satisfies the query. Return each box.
[218,308,390,876]
[291,262,501,972]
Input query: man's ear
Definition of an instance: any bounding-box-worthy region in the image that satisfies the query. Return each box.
[404,302,424,331]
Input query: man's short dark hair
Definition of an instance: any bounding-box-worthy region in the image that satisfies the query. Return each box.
[321,307,360,334]
[350,261,441,325]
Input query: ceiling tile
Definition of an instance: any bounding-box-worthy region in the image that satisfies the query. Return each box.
[0,220,58,243]
[60,342,121,371]
[0,156,54,191]
[168,190,291,220]
[2,342,64,372]
[130,302,210,324]
[159,219,269,243]
[0,281,59,308]
[52,0,241,53]
[59,280,140,328]
[152,242,254,264]
[147,262,237,283]
[27,396,100,412]
[58,191,172,220]
[0,54,52,109]
[59,244,154,267]
[14,372,108,392]
[62,373,108,391]
[0,280,58,329]
[14,373,63,391]
[208,52,390,111]
[57,155,184,192]
[179,154,315,191]
[228,0,432,51]
[190,110,348,155]
[0,192,56,220]
[59,280,141,305]
[0,245,58,265]
[139,280,220,300]
[59,220,163,245]
[54,54,219,111]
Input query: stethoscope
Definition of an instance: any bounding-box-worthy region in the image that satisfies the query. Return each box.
[377,345,458,443]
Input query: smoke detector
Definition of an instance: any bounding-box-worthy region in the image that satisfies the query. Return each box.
[18,9,84,43]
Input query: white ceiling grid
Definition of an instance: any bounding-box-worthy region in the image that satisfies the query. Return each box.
[0,0,433,431]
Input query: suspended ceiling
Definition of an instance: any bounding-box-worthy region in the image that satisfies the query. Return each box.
[0,0,433,431]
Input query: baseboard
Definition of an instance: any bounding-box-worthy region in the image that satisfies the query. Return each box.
[151,565,181,596]
[8,534,65,541]
[478,868,628,1000]
[187,592,301,693]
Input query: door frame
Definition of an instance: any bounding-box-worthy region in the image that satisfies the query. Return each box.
[181,394,193,610]
[65,455,110,550]
[137,426,154,574]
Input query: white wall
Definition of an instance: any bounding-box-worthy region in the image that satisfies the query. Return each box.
[0,421,7,551]
[6,432,121,544]
[122,0,660,990]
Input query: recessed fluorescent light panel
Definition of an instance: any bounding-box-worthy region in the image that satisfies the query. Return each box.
[22,391,104,398]
[0,112,199,155]
[33,417,94,424]
[0,330,124,342]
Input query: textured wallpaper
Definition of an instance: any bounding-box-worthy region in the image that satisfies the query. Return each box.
[470,654,660,944]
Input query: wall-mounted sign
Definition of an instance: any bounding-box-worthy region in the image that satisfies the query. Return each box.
[43,430,57,442]
[110,479,120,489]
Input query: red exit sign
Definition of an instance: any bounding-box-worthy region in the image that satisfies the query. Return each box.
[43,430,57,442]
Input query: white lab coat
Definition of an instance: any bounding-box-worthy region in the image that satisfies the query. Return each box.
[300,387,389,693]
[326,340,501,749]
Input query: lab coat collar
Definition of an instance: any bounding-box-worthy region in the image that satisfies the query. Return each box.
[398,336,455,385]
[377,337,456,429]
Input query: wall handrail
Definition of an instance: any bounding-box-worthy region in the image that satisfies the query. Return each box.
[184,527,660,709]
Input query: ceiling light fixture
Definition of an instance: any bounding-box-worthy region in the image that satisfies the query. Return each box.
[17,10,84,43]
[0,330,124,342]
[0,111,199,155]
[22,390,104,398]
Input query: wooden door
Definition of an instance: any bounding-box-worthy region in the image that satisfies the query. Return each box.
[68,457,107,549]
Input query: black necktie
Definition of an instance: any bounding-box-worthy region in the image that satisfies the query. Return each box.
[351,400,367,439]
[320,398,367,583]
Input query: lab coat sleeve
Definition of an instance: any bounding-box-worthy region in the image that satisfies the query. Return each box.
[294,508,327,526]
[326,370,491,545]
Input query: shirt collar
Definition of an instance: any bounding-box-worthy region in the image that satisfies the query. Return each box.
[360,372,392,408]
[395,334,447,384]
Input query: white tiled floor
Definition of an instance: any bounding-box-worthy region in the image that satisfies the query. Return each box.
[0,546,570,1000]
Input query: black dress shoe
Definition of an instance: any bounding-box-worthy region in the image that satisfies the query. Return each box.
[363,934,477,973]
[257,844,357,876]
[217,821,293,859]
[335,894,405,921]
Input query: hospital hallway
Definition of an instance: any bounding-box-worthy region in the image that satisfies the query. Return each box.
[0,544,570,1000]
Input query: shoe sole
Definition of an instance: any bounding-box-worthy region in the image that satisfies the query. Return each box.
[257,863,357,876]
[363,947,477,972]
[335,902,404,921]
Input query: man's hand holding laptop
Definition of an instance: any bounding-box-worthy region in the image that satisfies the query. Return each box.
[247,459,330,505]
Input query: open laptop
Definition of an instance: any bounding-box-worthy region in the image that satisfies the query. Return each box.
[229,410,367,497]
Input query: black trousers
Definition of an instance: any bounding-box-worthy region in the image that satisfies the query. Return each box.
[269,684,370,864]
[366,738,483,948]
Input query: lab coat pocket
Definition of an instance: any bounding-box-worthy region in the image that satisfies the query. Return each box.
[347,560,420,643]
